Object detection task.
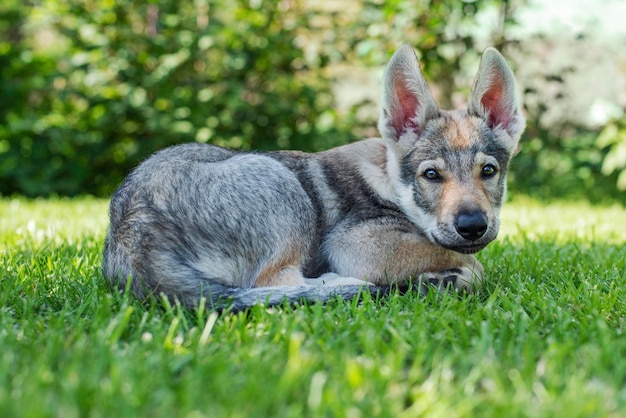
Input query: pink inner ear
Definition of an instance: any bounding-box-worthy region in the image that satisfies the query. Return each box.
[481,73,511,130]
[393,79,420,134]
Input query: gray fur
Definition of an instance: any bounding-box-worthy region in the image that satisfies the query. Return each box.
[103,45,525,310]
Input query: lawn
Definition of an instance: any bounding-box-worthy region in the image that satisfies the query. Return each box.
[1,197,625,418]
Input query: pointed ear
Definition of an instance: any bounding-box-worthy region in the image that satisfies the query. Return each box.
[468,47,526,146]
[377,45,439,144]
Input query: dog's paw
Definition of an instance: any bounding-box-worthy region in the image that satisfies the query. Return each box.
[418,263,484,294]
[306,273,372,287]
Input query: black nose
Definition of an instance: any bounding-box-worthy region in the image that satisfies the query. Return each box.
[455,211,488,241]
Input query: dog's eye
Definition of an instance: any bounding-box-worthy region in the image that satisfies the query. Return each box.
[423,168,441,181]
[481,164,497,178]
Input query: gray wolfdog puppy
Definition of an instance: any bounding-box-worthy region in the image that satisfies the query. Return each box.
[104,45,525,310]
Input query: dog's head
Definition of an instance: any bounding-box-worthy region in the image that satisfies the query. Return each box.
[379,45,525,254]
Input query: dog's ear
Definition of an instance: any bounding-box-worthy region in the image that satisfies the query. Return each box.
[378,45,439,146]
[469,48,526,148]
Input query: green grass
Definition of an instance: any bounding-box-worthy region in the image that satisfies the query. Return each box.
[1,197,625,418]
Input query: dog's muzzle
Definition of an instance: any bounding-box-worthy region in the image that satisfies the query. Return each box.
[431,210,495,254]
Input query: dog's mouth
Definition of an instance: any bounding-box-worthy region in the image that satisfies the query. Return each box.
[442,242,488,254]
[431,235,490,254]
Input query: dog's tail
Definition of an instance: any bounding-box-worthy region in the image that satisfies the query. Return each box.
[175,283,408,313]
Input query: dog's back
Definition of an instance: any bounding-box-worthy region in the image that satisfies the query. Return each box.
[104,143,323,306]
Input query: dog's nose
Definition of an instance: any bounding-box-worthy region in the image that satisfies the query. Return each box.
[455,211,488,241]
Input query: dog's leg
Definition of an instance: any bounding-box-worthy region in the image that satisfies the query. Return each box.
[324,220,484,292]
[255,265,308,287]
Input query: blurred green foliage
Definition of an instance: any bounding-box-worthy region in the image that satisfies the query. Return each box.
[0,0,356,195]
[1,0,355,196]
[0,0,624,202]
[503,34,626,203]
[598,119,626,191]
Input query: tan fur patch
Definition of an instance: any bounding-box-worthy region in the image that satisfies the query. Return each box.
[330,222,480,285]
[371,240,480,285]
[438,179,476,216]
[254,251,304,287]
[442,111,480,149]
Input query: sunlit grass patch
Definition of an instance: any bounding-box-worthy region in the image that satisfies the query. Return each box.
[0,197,625,417]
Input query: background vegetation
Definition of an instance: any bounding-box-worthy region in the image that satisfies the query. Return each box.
[1,0,625,201]
[1,2,625,415]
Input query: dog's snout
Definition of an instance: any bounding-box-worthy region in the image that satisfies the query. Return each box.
[455,211,488,241]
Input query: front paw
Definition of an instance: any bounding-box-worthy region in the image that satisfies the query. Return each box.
[419,260,484,294]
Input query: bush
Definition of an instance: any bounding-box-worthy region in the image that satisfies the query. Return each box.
[597,119,626,192]
[0,0,351,196]
[2,0,624,202]
[507,34,626,203]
